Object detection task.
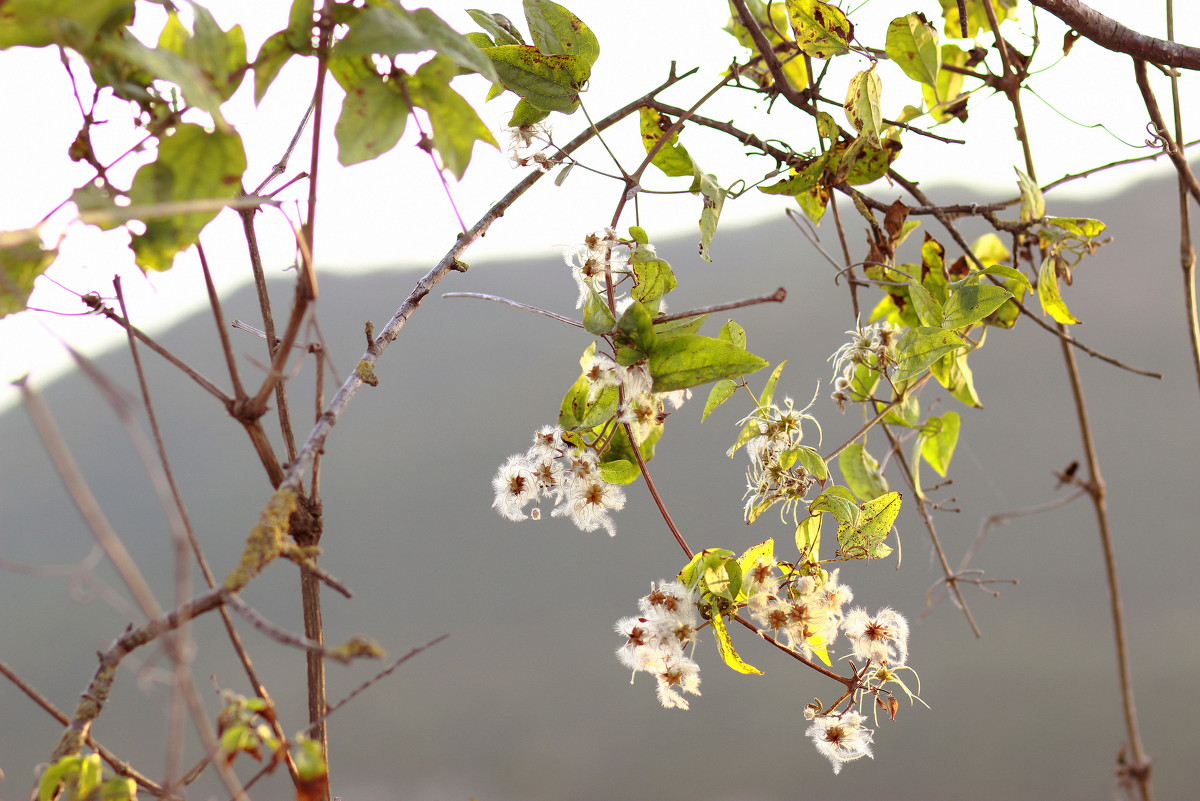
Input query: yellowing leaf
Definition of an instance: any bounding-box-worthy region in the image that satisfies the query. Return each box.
[836,491,900,559]
[639,106,694,177]
[844,66,883,148]
[1038,255,1081,324]
[786,0,853,58]
[886,13,939,91]
[711,609,763,674]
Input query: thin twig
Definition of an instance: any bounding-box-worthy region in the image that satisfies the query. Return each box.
[17,378,161,622]
[1056,322,1153,798]
[924,488,1084,614]
[441,292,584,327]
[881,423,982,637]
[0,659,165,796]
[654,288,787,323]
[86,295,231,403]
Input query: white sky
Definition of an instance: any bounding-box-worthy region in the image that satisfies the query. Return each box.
[0,0,1195,411]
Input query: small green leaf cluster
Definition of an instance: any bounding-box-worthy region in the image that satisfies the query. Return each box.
[215,689,327,790]
[38,753,136,801]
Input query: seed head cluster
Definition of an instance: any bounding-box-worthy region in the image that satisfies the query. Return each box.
[491,425,626,536]
[614,581,703,710]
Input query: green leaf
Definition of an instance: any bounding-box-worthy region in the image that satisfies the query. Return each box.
[100,776,137,801]
[930,347,983,407]
[836,491,900,560]
[411,7,501,80]
[0,0,132,50]
[582,287,616,334]
[334,73,410,166]
[843,139,901,186]
[810,485,859,525]
[920,411,959,477]
[718,319,747,349]
[970,232,1012,268]
[796,184,830,222]
[886,13,940,91]
[127,123,246,272]
[523,0,599,68]
[795,512,822,561]
[785,0,853,58]
[468,9,524,45]
[891,326,964,382]
[1037,255,1081,324]
[0,229,57,318]
[962,264,1031,299]
[158,4,247,102]
[787,445,829,481]
[703,556,742,600]
[334,4,498,81]
[509,97,551,126]
[284,0,315,51]
[677,547,736,589]
[101,34,230,125]
[844,66,883,148]
[254,31,293,105]
[648,335,768,393]
[599,459,638,485]
[639,106,694,178]
[838,442,889,500]
[710,609,762,674]
[758,359,787,407]
[558,372,618,431]
[692,164,726,262]
[614,300,657,361]
[923,43,968,122]
[630,246,677,303]
[409,57,500,179]
[702,378,738,421]
[908,280,944,327]
[482,44,584,111]
[942,283,1013,329]
[654,314,707,339]
[1016,168,1044,223]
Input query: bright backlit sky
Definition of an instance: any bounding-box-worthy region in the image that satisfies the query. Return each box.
[0,0,1195,410]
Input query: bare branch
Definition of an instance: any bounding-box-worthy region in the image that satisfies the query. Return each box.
[1027,0,1200,70]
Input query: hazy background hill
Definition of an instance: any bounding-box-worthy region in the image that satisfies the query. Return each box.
[2,170,1198,801]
